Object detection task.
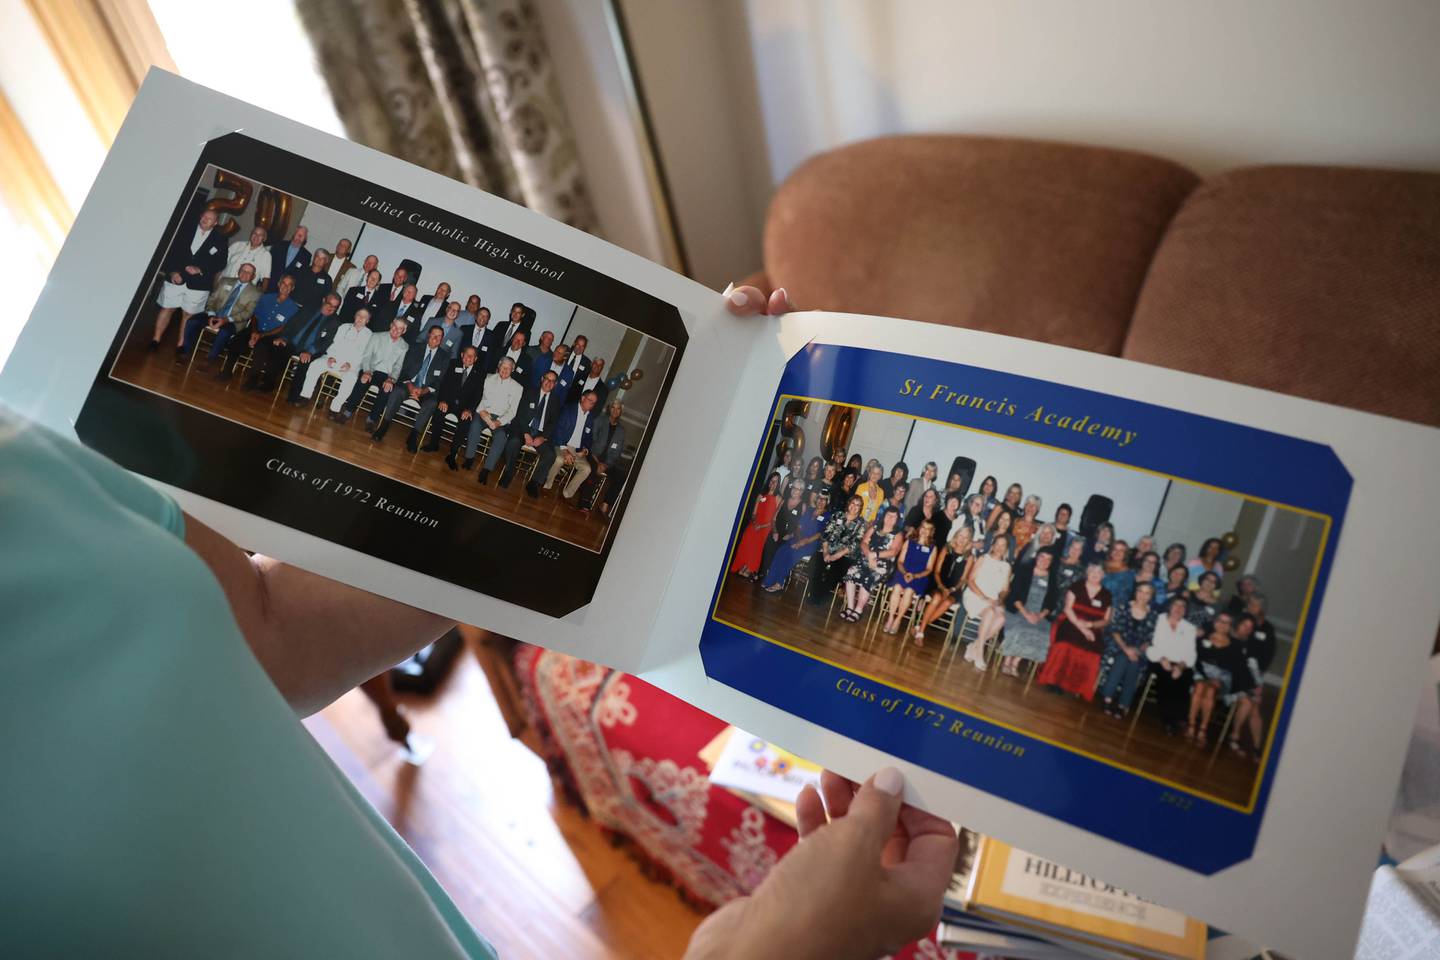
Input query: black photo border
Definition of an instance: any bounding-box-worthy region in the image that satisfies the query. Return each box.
[77,133,687,618]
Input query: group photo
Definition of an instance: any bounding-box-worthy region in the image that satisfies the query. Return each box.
[109,164,678,552]
[713,397,1328,808]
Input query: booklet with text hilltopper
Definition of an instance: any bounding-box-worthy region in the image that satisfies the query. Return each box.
[5,72,1439,960]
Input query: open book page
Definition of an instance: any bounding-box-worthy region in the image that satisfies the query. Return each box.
[10,70,1440,960]
[1356,864,1440,960]
[0,71,754,670]
[643,311,1440,959]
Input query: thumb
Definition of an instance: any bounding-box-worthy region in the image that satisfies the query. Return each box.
[843,766,906,857]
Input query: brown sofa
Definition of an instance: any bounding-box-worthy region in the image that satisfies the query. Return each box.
[747,134,1440,426]
[483,133,1440,740]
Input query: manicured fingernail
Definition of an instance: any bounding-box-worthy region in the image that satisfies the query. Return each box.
[722,281,734,297]
[776,287,792,310]
[729,289,749,307]
[874,766,903,796]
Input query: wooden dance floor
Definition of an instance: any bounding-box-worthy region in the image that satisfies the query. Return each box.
[111,312,612,552]
[714,574,1274,809]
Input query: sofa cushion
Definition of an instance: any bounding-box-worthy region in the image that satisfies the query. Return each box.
[763,134,1199,354]
[1124,165,1440,426]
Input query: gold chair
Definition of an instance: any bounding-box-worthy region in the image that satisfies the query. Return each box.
[272,356,300,405]
[515,445,541,486]
[311,371,344,416]
[184,326,217,376]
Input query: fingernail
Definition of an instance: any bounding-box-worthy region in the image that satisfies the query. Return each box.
[729,289,749,308]
[873,766,903,796]
[776,287,792,311]
[722,281,734,297]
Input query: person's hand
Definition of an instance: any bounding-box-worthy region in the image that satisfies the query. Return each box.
[359,372,372,384]
[460,409,472,421]
[299,352,312,364]
[184,265,201,276]
[685,768,956,960]
[723,281,795,317]
[1125,648,1138,662]
[169,271,184,285]
[438,402,449,413]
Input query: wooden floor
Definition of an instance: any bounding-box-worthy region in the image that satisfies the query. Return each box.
[307,638,704,959]
[714,574,1273,809]
[113,313,611,552]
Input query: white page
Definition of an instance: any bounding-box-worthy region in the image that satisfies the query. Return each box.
[644,311,1440,960]
[0,71,759,671]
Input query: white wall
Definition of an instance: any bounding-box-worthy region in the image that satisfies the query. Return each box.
[296,204,364,259]
[746,0,1440,185]
[903,418,1169,542]
[1150,483,1245,562]
[848,407,912,478]
[564,306,630,376]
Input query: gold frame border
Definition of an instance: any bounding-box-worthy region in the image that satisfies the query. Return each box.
[709,391,1334,816]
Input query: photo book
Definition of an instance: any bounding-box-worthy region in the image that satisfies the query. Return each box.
[5,71,1440,960]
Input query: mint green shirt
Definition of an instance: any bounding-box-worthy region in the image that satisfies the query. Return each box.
[0,410,495,959]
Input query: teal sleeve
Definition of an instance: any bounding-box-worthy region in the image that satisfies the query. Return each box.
[0,407,494,959]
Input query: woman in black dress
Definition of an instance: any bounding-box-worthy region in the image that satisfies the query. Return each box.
[1188,610,1247,746]
[808,495,866,605]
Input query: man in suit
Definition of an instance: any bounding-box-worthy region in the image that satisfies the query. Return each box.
[491,329,528,381]
[342,269,383,323]
[482,369,561,489]
[458,305,497,370]
[416,344,485,455]
[523,330,555,386]
[451,355,522,471]
[568,356,607,406]
[427,301,468,360]
[544,344,578,400]
[218,274,301,385]
[266,226,310,291]
[222,225,270,287]
[177,262,262,366]
[153,207,229,351]
[374,266,409,309]
[337,317,410,425]
[388,284,423,341]
[591,400,629,516]
[492,302,533,353]
[296,307,373,414]
[415,281,451,330]
[563,334,592,383]
[290,250,334,314]
[279,294,346,403]
[539,389,600,500]
[371,325,448,446]
[327,238,356,287]
[337,254,379,299]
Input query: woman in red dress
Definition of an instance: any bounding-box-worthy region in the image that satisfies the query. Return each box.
[731,471,783,578]
[1036,562,1113,699]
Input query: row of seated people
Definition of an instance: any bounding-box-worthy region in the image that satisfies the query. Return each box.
[170,267,630,508]
[730,463,1279,756]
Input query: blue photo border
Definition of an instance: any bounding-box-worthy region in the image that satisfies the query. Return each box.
[698,343,1349,873]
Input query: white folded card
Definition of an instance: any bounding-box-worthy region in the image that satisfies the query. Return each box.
[4,71,1439,960]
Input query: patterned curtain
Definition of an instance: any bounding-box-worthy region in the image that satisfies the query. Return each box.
[296,0,597,234]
